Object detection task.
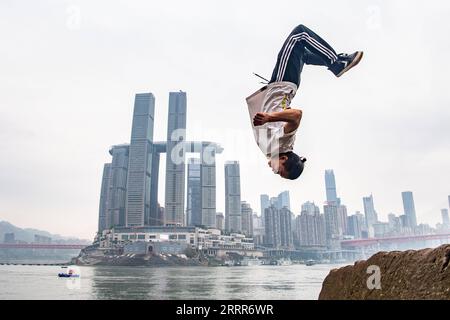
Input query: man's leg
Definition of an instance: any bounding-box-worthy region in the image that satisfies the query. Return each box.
[270,24,363,85]
[303,48,328,66]
[270,24,339,85]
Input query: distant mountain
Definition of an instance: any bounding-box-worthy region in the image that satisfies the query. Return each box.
[0,220,91,244]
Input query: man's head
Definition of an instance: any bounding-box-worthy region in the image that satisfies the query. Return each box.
[268,152,306,180]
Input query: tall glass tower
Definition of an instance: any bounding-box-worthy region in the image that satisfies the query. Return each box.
[125,93,155,227]
[277,191,291,210]
[363,194,378,232]
[187,158,201,226]
[165,91,187,226]
[325,170,339,204]
[225,161,241,232]
[402,191,417,228]
[106,144,129,228]
[98,163,112,232]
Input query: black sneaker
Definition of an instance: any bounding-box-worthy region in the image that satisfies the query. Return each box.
[329,51,364,77]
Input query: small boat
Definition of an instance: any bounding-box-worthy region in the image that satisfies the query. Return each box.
[58,273,80,278]
[306,259,316,266]
[58,266,80,278]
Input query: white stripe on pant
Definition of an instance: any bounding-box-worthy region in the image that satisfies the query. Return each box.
[276,32,338,82]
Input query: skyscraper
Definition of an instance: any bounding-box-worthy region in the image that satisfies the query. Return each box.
[260,194,270,224]
[279,207,293,249]
[125,93,155,227]
[337,205,348,236]
[264,205,281,248]
[270,197,279,208]
[200,142,217,228]
[98,163,112,232]
[252,214,265,245]
[325,170,339,205]
[165,91,187,226]
[106,144,129,228]
[225,161,241,232]
[277,191,291,210]
[324,202,343,243]
[441,209,449,228]
[216,212,224,231]
[295,202,326,246]
[241,201,254,236]
[347,214,363,239]
[363,194,378,234]
[402,191,417,228]
[187,158,201,226]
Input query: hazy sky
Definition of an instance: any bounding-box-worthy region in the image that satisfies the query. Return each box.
[1,0,449,239]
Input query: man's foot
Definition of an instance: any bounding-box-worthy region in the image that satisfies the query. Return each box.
[329,51,364,77]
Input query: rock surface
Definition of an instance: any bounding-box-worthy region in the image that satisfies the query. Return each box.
[319,244,450,300]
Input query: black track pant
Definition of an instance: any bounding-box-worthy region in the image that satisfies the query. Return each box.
[270,24,339,86]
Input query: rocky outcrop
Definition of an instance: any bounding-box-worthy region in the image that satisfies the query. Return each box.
[319,245,450,300]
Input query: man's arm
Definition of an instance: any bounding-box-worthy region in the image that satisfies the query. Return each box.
[253,109,302,134]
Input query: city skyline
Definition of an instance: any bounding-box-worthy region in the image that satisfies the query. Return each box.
[1,1,450,239]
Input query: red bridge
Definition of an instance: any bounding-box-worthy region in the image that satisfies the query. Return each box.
[341,233,450,247]
[0,243,88,250]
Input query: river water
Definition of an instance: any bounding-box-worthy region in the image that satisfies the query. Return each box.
[0,264,345,300]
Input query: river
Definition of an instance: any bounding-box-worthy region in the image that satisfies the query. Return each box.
[0,263,345,300]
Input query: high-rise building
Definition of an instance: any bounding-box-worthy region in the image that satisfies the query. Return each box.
[277,191,291,210]
[241,202,254,236]
[268,197,278,208]
[279,207,293,248]
[347,214,363,239]
[187,158,201,226]
[225,161,241,233]
[441,209,450,228]
[324,202,344,243]
[165,91,187,226]
[106,144,129,228]
[337,205,348,236]
[216,212,224,231]
[388,213,402,233]
[264,205,281,248]
[199,142,217,228]
[325,170,340,205]
[372,222,390,237]
[363,194,378,234]
[260,194,270,226]
[252,214,265,245]
[125,93,155,227]
[98,163,112,232]
[295,202,326,247]
[402,191,417,228]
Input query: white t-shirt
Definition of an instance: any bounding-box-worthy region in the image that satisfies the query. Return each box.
[246,81,298,158]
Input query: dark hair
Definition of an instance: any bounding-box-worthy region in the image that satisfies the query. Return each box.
[281,152,307,180]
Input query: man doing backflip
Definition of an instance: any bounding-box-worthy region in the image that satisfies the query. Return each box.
[247,24,363,180]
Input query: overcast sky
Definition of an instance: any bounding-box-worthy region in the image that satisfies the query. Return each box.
[1,0,449,239]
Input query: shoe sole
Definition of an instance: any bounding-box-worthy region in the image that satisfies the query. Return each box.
[337,51,364,77]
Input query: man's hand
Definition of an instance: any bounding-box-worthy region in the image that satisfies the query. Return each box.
[253,112,271,126]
